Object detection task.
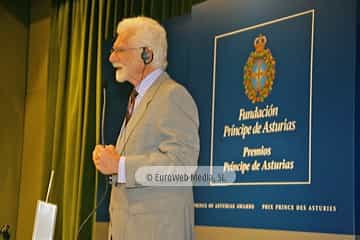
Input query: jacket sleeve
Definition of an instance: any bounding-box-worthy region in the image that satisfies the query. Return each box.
[124,85,200,188]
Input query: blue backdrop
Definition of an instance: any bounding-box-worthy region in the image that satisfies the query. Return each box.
[166,0,359,235]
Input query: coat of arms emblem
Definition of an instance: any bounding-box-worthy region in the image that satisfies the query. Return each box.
[243,34,276,103]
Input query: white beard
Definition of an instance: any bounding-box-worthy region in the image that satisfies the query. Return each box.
[113,64,128,83]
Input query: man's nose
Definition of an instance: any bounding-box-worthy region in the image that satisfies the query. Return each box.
[109,51,116,63]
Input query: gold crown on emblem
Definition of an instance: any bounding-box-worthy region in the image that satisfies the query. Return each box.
[253,34,267,52]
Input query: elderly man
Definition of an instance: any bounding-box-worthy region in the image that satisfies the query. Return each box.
[92,16,199,240]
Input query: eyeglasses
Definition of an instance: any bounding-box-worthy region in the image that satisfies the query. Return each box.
[110,46,145,54]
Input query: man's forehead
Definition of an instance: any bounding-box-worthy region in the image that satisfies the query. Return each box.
[114,28,137,46]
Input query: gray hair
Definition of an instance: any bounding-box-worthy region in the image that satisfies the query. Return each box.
[117,16,168,69]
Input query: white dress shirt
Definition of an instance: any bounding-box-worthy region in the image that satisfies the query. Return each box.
[117,68,163,183]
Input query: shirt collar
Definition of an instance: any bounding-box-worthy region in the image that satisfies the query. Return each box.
[135,68,163,97]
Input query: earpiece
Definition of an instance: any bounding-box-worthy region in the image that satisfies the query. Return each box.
[141,47,153,65]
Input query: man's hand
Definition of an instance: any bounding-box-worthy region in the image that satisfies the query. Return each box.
[92,145,120,175]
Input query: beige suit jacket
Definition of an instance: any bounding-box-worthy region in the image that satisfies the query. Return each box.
[109,72,200,240]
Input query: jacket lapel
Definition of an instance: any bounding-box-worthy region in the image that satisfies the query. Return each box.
[118,72,168,154]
